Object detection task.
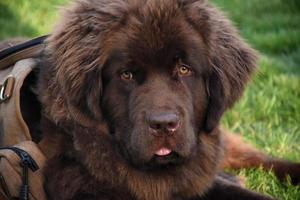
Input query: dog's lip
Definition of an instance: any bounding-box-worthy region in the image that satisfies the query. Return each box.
[154,147,172,156]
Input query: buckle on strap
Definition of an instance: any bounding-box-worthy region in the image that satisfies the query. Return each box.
[0,76,15,103]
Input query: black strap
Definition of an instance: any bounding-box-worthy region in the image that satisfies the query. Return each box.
[0,35,48,61]
[0,147,39,200]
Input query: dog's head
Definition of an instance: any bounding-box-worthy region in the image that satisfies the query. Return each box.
[41,0,257,171]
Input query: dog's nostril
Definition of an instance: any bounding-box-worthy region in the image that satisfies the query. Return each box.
[148,113,180,135]
[167,122,178,131]
[150,123,162,131]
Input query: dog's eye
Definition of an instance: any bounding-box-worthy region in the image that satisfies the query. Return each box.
[178,65,191,76]
[120,71,133,80]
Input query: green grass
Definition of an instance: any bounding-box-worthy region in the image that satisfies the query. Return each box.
[0,0,299,199]
[0,0,67,39]
[214,0,300,199]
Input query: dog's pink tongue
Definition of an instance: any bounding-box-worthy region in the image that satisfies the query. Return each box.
[155,148,172,156]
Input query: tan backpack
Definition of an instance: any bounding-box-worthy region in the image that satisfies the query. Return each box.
[0,37,47,200]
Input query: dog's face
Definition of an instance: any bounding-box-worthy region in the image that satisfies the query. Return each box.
[43,0,257,173]
[100,16,211,169]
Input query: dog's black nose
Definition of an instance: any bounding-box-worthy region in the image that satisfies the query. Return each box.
[148,112,180,136]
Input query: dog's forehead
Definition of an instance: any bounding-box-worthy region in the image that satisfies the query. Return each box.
[71,0,208,72]
[125,1,185,63]
[111,0,207,69]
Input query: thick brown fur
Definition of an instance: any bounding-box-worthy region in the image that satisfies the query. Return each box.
[32,0,298,200]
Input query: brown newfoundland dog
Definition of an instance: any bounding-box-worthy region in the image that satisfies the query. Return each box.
[34,0,299,199]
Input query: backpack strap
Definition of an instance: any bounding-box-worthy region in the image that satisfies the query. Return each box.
[0,59,36,146]
[0,36,48,146]
[0,35,47,70]
[0,141,46,200]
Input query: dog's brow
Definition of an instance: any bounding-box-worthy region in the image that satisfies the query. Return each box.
[108,50,127,64]
[103,50,128,73]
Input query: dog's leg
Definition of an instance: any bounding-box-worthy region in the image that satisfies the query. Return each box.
[197,176,275,200]
[221,129,300,185]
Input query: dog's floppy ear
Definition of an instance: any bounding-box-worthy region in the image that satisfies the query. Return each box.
[41,1,128,127]
[183,1,258,132]
[41,4,114,127]
[44,34,104,127]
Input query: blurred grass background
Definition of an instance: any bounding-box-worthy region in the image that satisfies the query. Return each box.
[0,0,299,199]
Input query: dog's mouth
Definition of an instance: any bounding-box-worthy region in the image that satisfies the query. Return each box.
[149,149,184,169]
[154,147,172,156]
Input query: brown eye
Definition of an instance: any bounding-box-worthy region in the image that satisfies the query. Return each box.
[120,71,133,80]
[178,66,191,76]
